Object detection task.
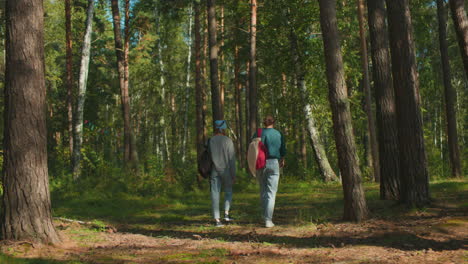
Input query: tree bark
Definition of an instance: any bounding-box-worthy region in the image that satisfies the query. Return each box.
[207,0,223,125]
[367,0,401,200]
[318,0,368,222]
[357,0,380,182]
[386,0,430,207]
[111,0,137,166]
[438,0,462,178]
[249,0,258,135]
[72,0,95,180]
[449,0,468,77]
[65,0,74,158]
[2,0,60,243]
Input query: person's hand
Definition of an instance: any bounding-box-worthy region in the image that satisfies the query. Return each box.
[279,158,285,168]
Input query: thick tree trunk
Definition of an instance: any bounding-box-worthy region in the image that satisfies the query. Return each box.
[449,0,468,77]
[249,0,258,135]
[207,0,223,125]
[357,0,380,182]
[111,0,137,166]
[386,0,430,207]
[318,0,368,222]
[2,0,60,243]
[65,0,74,158]
[438,0,462,178]
[72,0,95,180]
[367,0,401,200]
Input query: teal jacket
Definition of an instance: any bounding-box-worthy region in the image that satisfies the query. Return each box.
[252,128,286,160]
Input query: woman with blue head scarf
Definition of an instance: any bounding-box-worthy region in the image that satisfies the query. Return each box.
[207,120,236,227]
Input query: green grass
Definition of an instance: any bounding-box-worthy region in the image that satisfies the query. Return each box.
[51,178,468,231]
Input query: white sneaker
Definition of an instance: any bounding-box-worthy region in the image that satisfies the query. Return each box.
[265,221,275,228]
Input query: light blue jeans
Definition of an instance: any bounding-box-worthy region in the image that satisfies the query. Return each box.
[210,168,233,219]
[257,159,280,222]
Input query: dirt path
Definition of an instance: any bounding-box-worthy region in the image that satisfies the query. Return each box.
[2,212,466,264]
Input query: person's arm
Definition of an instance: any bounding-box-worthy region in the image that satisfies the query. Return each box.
[227,139,236,182]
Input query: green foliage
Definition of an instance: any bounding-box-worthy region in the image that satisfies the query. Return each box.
[36,0,466,197]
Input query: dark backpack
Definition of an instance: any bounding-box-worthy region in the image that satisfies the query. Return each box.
[198,138,213,178]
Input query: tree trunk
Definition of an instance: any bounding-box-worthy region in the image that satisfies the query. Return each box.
[386,0,430,207]
[219,5,225,116]
[2,0,60,244]
[318,0,368,222]
[111,0,137,166]
[207,0,223,125]
[249,0,258,135]
[288,17,339,182]
[438,0,462,178]
[155,7,170,163]
[195,1,206,184]
[72,0,95,180]
[367,0,401,200]
[234,44,245,167]
[65,0,74,158]
[357,0,380,182]
[182,4,194,163]
[299,78,339,182]
[124,0,138,165]
[449,0,468,77]
[233,0,244,168]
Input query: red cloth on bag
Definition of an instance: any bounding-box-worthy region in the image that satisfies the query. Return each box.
[256,128,267,170]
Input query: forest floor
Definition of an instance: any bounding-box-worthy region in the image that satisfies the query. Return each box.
[0,179,467,264]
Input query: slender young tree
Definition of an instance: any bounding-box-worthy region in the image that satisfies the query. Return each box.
[65,0,74,157]
[234,44,245,167]
[318,0,368,222]
[233,0,245,167]
[367,0,400,200]
[2,0,60,243]
[155,5,170,163]
[72,0,95,180]
[182,3,194,162]
[288,16,338,182]
[357,0,380,182]
[386,0,430,206]
[195,0,206,183]
[111,0,138,166]
[449,0,468,77]
[207,0,223,124]
[437,0,462,178]
[219,5,225,115]
[249,0,258,136]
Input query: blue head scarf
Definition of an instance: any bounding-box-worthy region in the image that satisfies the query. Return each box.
[214,120,227,130]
